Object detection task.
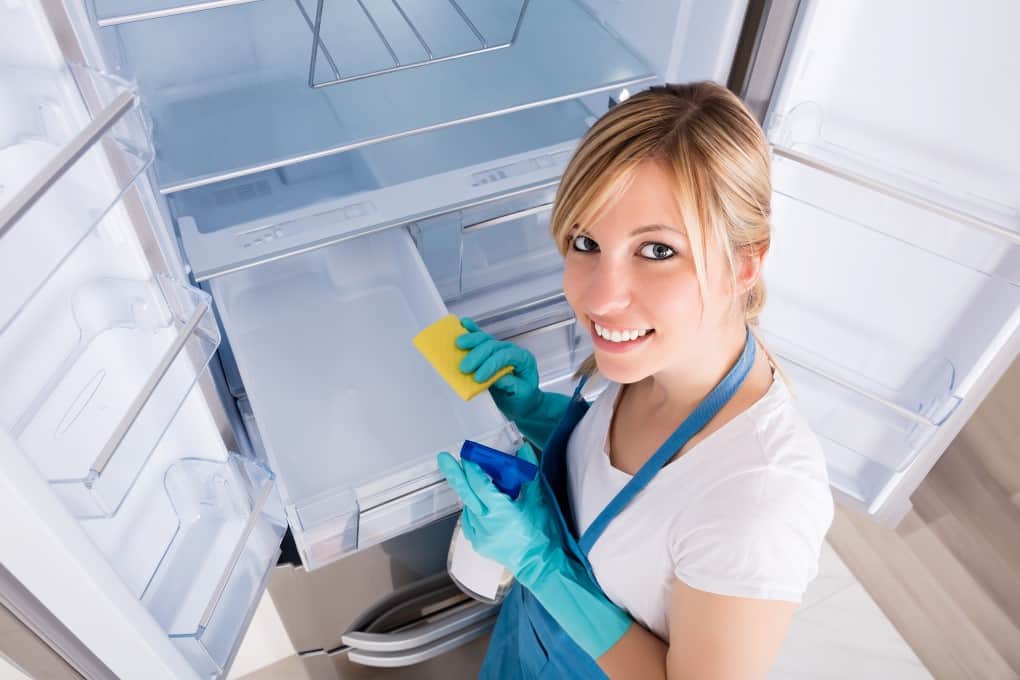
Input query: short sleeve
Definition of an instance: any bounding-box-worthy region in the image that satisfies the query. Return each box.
[669,471,834,603]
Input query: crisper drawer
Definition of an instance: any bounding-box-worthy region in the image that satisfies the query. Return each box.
[209,226,518,570]
[411,184,560,304]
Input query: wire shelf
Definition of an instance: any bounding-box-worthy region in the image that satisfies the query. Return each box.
[307,0,530,88]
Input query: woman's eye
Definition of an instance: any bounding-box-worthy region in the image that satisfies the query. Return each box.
[640,242,675,260]
[572,235,599,252]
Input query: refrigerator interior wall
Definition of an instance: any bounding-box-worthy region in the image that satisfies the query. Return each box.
[759,0,1020,517]
[0,6,286,675]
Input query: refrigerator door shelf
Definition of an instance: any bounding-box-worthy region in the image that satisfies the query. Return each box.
[209,225,519,571]
[764,2,1020,245]
[0,65,153,318]
[99,0,653,193]
[307,0,528,88]
[767,118,1020,246]
[171,100,590,282]
[139,453,287,678]
[760,160,1020,512]
[0,270,219,519]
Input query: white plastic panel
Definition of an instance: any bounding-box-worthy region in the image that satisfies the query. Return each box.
[209,226,517,570]
[763,0,1020,518]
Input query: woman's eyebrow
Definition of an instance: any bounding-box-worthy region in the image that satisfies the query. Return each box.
[629,223,686,237]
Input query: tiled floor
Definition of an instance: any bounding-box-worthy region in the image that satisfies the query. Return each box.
[232,539,933,679]
[768,541,932,680]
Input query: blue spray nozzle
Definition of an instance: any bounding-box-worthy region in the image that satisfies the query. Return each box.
[459,440,538,501]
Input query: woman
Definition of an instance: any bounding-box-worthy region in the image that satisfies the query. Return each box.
[438,82,834,679]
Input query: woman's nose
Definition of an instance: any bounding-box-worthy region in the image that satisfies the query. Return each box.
[582,258,632,317]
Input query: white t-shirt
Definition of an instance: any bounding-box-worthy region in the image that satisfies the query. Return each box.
[566,374,835,641]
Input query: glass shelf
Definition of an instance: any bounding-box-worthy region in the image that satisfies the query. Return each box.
[209,226,518,570]
[105,0,652,192]
[140,453,286,678]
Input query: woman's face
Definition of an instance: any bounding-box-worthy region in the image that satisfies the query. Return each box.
[562,160,747,385]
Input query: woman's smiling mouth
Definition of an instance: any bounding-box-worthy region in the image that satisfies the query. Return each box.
[590,320,655,353]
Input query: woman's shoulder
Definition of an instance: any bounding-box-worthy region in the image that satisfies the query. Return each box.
[670,375,833,519]
[745,376,831,487]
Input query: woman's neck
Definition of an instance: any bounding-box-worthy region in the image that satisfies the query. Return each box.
[637,321,752,417]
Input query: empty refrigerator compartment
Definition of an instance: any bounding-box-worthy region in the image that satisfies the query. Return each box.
[209,226,517,570]
[140,453,287,678]
[104,0,653,192]
[0,65,153,313]
[0,269,219,518]
[412,184,560,302]
[761,181,1020,477]
[308,0,528,88]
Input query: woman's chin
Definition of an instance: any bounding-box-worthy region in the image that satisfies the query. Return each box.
[592,353,652,385]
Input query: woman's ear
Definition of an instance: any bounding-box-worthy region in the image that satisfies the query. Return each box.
[733,245,768,296]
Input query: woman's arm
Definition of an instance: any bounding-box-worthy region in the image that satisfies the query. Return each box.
[597,578,797,680]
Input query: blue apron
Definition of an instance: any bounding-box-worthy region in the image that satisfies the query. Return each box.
[479,328,757,679]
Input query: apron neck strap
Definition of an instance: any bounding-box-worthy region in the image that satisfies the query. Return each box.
[577,327,757,555]
[572,374,590,400]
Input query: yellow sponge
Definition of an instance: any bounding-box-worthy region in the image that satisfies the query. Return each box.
[413,314,512,401]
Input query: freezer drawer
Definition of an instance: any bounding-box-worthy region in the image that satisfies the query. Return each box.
[209,225,518,570]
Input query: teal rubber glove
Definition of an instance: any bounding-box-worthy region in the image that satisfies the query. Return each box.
[456,317,570,447]
[438,443,632,660]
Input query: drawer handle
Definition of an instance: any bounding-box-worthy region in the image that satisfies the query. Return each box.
[346,616,496,667]
[343,599,496,653]
[462,202,554,234]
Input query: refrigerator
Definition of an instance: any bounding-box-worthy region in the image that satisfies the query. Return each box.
[0,0,1016,677]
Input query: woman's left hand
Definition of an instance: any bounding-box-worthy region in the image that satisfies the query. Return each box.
[437,442,564,580]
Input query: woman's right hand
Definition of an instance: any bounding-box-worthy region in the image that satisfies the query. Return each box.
[456,317,542,420]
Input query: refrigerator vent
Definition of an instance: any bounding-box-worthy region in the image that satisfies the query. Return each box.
[212,179,271,207]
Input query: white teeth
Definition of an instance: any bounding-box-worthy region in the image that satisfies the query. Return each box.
[593,322,651,343]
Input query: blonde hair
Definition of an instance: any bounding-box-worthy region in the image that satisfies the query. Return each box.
[552,82,781,380]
